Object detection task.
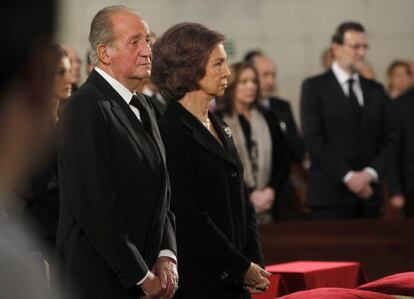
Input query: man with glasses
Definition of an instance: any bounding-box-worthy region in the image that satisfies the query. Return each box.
[300,22,392,219]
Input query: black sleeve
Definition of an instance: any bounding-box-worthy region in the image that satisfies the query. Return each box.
[300,79,352,184]
[367,87,396,179]
[160,124,251,287]
[265,112,290,190]
[387,99,403,196]
[160,210,177,255]
[59,96,149,288]
[242,184,265,268]
[144,94,177,256]
[280,103,305,163]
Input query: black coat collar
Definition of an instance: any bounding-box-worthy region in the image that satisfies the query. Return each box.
[165,100,238,168]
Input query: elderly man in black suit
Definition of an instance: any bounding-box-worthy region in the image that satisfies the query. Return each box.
[300,22,393,219]
[56,6,177,299]
[250,54,305,164]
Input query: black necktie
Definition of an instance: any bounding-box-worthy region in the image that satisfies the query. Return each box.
[347,78,362,120]
[129,95,152,133]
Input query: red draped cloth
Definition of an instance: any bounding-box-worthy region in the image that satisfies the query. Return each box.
[358,272,414,296]
[252,273,288,299]
[253,261,367,298]
[277,287,395,299]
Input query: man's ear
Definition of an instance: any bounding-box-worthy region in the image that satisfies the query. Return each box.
[331,42,340,59]
[97,45,111,65]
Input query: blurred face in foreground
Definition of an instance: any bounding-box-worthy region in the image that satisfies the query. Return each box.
[0,45,55,193]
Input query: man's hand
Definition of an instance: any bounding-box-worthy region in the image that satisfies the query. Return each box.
[263,187,275,204]
[390,194,405,209]
[151,257,178,299]
[243,262,271,291]
[345,171,372,194]
[141,272,163,299]
[357,184,373,199]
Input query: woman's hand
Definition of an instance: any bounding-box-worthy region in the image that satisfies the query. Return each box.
[243,262,271,293]
[250,188,275,213]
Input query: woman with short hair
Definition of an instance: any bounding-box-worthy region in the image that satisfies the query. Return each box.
[152,23,269,299]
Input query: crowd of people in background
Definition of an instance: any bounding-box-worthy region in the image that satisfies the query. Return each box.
[17,9,414,255]
[1,2,414,298]
[49,24,414,223]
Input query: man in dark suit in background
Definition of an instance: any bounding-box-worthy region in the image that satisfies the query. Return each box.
[301,22,392,219]
[388,87,414,217]
[56,6,177,299]
[247,53,305,219]
[251,55,305,164]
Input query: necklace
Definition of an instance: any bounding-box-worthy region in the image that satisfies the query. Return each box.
[198,116,211,128]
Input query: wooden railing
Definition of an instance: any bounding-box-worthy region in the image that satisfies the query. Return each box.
[259,219,414,281]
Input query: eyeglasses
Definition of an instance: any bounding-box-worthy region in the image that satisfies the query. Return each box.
[343,43,370,50]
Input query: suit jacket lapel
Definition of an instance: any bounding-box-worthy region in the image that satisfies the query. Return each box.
[327,70,359,125]
[359,77,372,130]
[135,94,167,163]
[88,71,159,169]
[209,113,239,158]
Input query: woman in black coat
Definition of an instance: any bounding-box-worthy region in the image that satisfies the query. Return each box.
[151,23,270,299]
[219,62,289,222]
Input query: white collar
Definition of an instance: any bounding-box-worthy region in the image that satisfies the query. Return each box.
[142,86,155,97]
[261,97,271,108]
[331,61,359,85]
[94,67,134,105]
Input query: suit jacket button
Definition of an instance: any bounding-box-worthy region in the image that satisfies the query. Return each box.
[220,271,228,280]
[231,172,237,178]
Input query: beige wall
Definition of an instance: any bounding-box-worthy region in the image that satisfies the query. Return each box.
[57,0,414,125]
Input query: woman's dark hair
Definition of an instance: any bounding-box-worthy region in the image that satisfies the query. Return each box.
[244,49,263,62]
[151,22,225,101]
[331,21,365,44]
[221,62,261,116]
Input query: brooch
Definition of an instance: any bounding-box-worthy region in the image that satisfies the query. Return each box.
[223,126,232,138]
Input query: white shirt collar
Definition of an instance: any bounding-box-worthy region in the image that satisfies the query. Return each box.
[261,97,271,109]
[142,86,155,97]
[331,61,359,86]
[94,67,134,105]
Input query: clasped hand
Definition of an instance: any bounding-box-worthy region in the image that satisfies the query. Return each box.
[141,257,178,299]
[243,262,271,294]
[345,171,373,199]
